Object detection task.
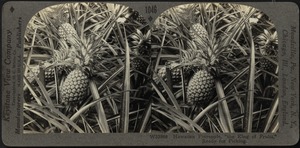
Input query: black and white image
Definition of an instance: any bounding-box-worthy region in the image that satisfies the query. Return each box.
[23,2,151,133]
[23,2,279,134]
[150,3,278,133]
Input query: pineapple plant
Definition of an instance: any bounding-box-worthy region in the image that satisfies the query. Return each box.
[41,42,74,84]
[150,3,279,133]
[256,29,278,72]
[59,35,101,104]
[182,30,214,105]
[186,68,215,105]
[61,68,89,103]
[183,46,216,105]
[131,29,151,73]
[184,22,222,105]
[25,2,154,134]
[55,5,78,42]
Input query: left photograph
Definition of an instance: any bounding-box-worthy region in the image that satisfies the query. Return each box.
[23,2,152,133]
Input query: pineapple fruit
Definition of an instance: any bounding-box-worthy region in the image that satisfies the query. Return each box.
[131,30,151,73]
[61,68,89,103]
[58,23,79,46]
[131,11,146,24]
[157,62,183,83]
[44,67,55,83]
[132,53,150,73]
[186,69,214,105]
[185,26,216,105]
[256,29,278,72]
[189,23,209,44]
[259,57,276,72]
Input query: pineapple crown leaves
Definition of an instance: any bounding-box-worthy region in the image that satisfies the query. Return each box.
[185,40,216,66]
[198,8,257,67]
[68,35,103,68]
[130,29,151,53]
[53,47,74,64]
[175,4,198,20]
[255,29,278,55]
[181,49,207,68]
[256,29,278,46]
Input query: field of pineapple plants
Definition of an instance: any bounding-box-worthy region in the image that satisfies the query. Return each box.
[24,2,278,133]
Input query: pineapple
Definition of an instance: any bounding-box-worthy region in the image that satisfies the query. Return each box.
[60,34,101,104]
[132,55,149,73]
[58,23,80,46]
[44,67,55,83]
[61,68,89,103]
[256,29,278,72]
[58,23,77,40]
[259,58,276,72]
[185,25,217,105]
[186,69,214,105]
[131,11,146,24]
[189,23,209,45]
[157,62,182,83]
[131,29,151,73]
[40,61,56,83]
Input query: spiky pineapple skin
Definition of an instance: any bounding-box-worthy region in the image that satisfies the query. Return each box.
[189,23,208,42]
[58,23,77,41]
[133,58,148,73]
[260,57,276,72]
[44,67,55,83]
[132,44,151,73]
[61,69,89,103]
[187,69,214,105]
[157,62,182,83]
[131,11,146,24]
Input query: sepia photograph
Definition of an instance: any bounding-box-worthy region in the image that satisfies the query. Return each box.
[23,2,151,133]
[150,3,278,133]
[23,2,278,134]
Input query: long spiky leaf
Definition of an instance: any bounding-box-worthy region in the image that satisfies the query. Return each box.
[120,27,131,133]
[244,23,256,133]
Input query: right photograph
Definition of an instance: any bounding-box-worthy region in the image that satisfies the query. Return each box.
[150,3,278,133]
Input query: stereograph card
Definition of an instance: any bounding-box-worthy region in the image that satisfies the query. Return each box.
[1,0,299,146]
